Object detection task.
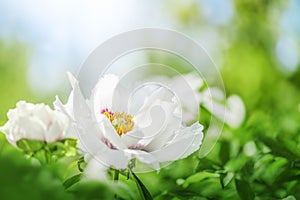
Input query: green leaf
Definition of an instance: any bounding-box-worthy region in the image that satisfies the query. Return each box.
[77,156,86,172]
[16,139,45,154]
[63,138,78,157]
[156,190,204,200]
[47,141,67,157]
[131,171,153,200]
[183,171,220,188]
[220,172,235,189]
[63,173,83,190]
[68,181,116,200]
[235,179,254,200]
[196,158,221,171]
[34,150,48,165]
[42,138,78,162]
[219,141,230,164]
[113,184,136,200]
[258,135,300,160]
[16,138,78,162]
[278,137,300,159]
[63,138,77,147]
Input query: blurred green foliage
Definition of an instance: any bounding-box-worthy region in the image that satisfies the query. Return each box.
[0,41,31,124]
[1,0,300,199]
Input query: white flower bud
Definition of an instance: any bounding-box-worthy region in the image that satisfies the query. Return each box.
[0,101,70,146]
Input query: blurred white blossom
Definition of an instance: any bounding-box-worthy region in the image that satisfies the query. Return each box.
[0,101,71,146]
[152,73,246,128]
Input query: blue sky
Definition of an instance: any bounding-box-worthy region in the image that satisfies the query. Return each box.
[0,0,297,93]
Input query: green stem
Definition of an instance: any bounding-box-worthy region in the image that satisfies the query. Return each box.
[44,148,50,165]
[114,169,119,182]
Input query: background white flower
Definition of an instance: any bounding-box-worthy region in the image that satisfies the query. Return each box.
[55,73,204,171]
[0,101,71,146]
[151,73,246,128]
[202,92,246,128]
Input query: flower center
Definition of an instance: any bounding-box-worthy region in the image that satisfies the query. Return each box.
[101,109,134,136]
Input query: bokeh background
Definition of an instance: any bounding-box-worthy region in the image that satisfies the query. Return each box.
[1,0,300,199]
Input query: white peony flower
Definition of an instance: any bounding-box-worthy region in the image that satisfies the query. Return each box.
[153,73,246,128]
[0,101,70,146]
[55,73,204,170]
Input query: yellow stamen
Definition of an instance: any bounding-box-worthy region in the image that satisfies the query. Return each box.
[102,111,114,121]
[102,110,134,136]
[112,112,134,136]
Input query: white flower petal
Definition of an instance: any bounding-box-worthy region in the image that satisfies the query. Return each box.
[94,148,130,170]
[202,87,226,103]
[226,95,246,128]
[83,157,109,181]
[175,73,204,92]
[0,122,17,145]
[46,121,63,142]
[151,122,203,162]
[178,126,204,158]
[124,149,160,170]
[120,127,144,148]
[31,104,53,124]
[136,100,181,151]
[134,104,167,140]
[54,98,78,141]
[134,87,172,118]
[77,129,105,157]
[45,112,69,142]
[54,72,77,120]
[7,101,33,119]
[14,116,46,142]
[133,87,182,149]
[169,74,202,123]
[54,94,74,120]
[203,93,245,128]
[91,74,119,121]
[67,71,78,88]
[150,73,202,124]
[100,116,127,150]
[72,82,104,150]
[203,100,226,123]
